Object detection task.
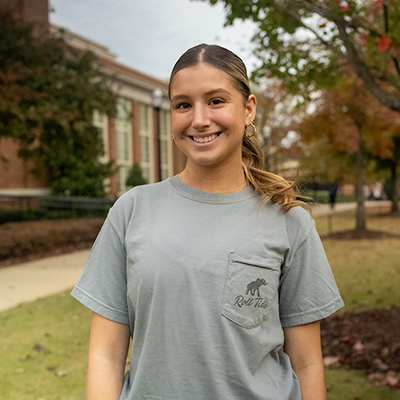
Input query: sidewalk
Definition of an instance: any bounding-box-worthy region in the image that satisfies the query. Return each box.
[0,250,90,312]
[0,201,391,312]
[311,200,391,216]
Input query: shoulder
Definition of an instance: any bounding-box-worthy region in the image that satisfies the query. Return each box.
[283,205,315,249]
[285,205,313,226]
[114,179,171,208]
[107,179,172,225]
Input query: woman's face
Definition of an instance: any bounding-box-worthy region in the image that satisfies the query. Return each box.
[169,63,256,171]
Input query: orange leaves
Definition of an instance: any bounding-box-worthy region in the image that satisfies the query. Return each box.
[377,34,392,51]
[297,75,400,161]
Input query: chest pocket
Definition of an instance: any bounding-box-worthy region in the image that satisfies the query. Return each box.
[221,252,281,329]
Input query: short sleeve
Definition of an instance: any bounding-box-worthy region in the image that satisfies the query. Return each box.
[279,220,344,327]
[71,213,129,325]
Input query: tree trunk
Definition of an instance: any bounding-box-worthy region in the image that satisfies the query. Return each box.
[390,136,400,213]
[355,140,366,230]
[390,161,399,213]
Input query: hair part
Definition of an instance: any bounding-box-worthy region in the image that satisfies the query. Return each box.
[169,44,309,213]
[169,44,250,102]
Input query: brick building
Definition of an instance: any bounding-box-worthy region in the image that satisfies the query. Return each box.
[0,0,185,196]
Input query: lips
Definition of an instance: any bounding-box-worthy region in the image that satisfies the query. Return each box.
[189,133,220,143]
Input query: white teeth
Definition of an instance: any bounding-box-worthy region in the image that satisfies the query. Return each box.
[192,134,217,143]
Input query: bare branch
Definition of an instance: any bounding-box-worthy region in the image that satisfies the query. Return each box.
[284,8,344,56]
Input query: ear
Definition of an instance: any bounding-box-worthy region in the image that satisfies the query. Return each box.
[245,94,257,125]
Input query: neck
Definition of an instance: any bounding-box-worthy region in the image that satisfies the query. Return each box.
[179,162,248,193]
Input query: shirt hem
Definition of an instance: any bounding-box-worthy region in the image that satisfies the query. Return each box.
[71,285,129,325]
[280,297,344,327]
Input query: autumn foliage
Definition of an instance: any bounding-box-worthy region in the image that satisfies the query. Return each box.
[205,0,400,113]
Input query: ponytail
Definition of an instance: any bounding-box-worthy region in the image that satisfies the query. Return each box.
[242,134,310,213]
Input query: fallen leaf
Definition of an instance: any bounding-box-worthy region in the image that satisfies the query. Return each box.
[323,356,341,366]
[387,371,400,388]
[373,358,389,371]
[33,343,43,352]
[19,354,33,362]
[353,340,364,352]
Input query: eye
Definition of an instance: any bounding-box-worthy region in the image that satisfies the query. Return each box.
[175,102,191,110]
[209,98,224,106]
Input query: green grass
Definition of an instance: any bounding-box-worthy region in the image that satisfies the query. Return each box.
[315,206,400,312]
[0,206,398,399]
[325,368,400,400]
[315,205,400,236]
[0,292,91,400]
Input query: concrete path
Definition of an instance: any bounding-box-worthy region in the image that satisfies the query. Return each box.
[311,200,391,216]
[0,201,391,312]
[0,250,90,312]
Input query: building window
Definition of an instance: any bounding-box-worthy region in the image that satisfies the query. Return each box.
[139,103,154,183]
[93,110,109,163]
[159,110,173,180]
[116,98,133,193]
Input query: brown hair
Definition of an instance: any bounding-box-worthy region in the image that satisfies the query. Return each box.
[169,44,308,212]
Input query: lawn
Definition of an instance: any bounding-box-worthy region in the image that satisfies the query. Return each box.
[0,292,91,400]
[316,206,400,312]
[0,205,399,400]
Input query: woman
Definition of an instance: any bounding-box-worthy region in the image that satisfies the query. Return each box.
[72,44,344,400]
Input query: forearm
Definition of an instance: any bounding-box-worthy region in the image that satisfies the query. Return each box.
[86,351,126,400]
[284,321,327,400]
[85,312,130,400]
[293,359,326,400]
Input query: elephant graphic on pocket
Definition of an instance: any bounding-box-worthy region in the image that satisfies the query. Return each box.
[246,278,267,297]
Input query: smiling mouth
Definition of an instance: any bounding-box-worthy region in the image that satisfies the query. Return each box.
[189,133,221,143]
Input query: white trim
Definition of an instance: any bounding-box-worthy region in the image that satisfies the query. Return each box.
[93,110,110,163]
[116,98,133,194]
[139,103,155,183]
[159,110,173,180]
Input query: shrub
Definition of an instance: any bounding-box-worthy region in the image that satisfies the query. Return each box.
[125,163,147,188]
[0,218,104,262]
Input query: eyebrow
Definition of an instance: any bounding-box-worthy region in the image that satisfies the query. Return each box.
[170,88,232,103]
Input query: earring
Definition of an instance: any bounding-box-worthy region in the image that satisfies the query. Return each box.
[245,121,256,137]
[171,133,175,140]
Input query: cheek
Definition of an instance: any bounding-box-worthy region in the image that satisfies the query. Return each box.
[171,114,187,135]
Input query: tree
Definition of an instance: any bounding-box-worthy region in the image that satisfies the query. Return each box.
[296,75,400,228]
[205,0,400,113]
[0,13,116,197]
[126,163,147,188]
[373,135,400,212]
[254,80,297,175]
[254,80,307,179]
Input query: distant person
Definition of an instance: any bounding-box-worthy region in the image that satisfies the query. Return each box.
[329,183,338,209]
[72,44,344,400]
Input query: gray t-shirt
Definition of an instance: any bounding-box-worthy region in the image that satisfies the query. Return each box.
[71,175,344,400]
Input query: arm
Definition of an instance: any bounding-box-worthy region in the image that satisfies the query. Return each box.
[283,321,326,400]
[86,312,131,400]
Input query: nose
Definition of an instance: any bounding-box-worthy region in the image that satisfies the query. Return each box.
[191,104,211,130]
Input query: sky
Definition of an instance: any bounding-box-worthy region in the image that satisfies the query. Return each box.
[49,0,258,81]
